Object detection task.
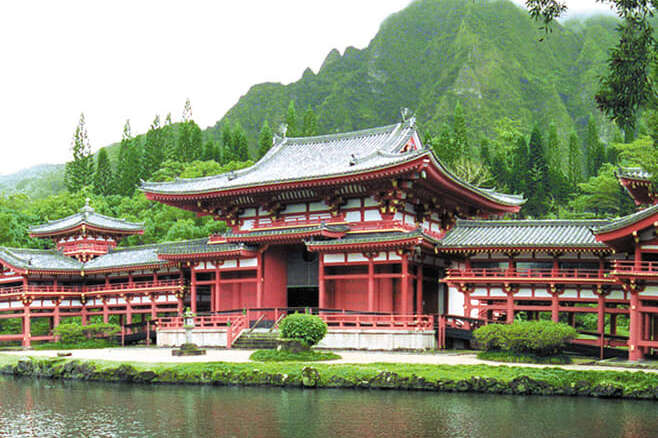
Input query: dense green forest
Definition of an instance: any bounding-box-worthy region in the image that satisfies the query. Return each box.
[1,0,657,251]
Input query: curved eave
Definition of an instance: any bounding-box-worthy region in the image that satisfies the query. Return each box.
[437,245,612,254]
[144,153,523,214]
[157,249,258,262]
[305,236,432,253]
[224,229,346,244]
[81,261,175,275]
[29,223,144,239]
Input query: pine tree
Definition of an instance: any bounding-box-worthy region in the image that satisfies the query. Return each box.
[232,122,249,161]
[453,102,469,158]
[163,113,176,161]
[566,132,582,188]
[585,116,605,178]
[525,126,549,217]
[511,136,529,195]
[301,105,318,137]
[177,99,202,161]
[431,125,456,165]
[546,122,561,169]
[258,120,274,159]
[480,137,492,168]
[285,100,297,137]
[93,148,113,195]
[64,113,94,193]
[143,115,164,180]
[115,120,142,196]
[202,140,217,161]
[220,124,234,164]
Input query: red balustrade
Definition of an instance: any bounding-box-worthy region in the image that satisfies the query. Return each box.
[613,260,658,275]
[445,267,610,281]
[251,215,339,230]
[318,313,434,331]
[0,278,183,296]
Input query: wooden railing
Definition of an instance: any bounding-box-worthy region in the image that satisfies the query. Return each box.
[445,267,609,281]
[251,215,339,230]
[613,260,658,275]
[0,279,182,296]
[319,313,434,331]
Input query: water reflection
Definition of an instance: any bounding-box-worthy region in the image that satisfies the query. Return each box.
[0,376,656,438]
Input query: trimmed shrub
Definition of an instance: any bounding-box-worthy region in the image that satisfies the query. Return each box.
[279,313,327,347]
[53,323,85,344]
[473,321,577,356]
[82,323,120,339]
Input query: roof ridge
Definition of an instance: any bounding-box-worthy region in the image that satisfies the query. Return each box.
[285,121,404,143]
[455,219,611,226]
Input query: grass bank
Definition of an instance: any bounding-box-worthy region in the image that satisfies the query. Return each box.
[0,354,657,399]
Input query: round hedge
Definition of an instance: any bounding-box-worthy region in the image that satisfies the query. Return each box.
[279,313,328,347]
[473,320,577,356]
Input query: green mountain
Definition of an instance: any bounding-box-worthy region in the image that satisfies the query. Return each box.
[208,0,619,152]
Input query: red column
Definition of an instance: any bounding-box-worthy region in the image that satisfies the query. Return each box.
[367,257,375,312]
[551,291,559,323]
[190,266,197,313]
[214,264,221,312]
[416,264,423,315]
[256,253,264,308]
[610,313,617,336]
[597,293,606,336]
[318,255,326,309]
[53,302,60,328]
[629,292,644,361]
[81,304,88,326]
[634,241,642,270]
[126,299,132,325]
[102,299,109,323]
[22,302,31,348]
[150,297,156,320]
[506,292,514,323]
[401,253,409,314]
[464,290,471,319]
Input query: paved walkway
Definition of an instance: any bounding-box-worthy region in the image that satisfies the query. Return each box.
[3,347,657,373]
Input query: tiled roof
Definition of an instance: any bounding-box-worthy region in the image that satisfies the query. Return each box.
[0,238,257,274]
[439,219,611,249]
[225,224,349,240]
[617,166,652,181]
[306,229,439,247]
[591,204,658,234]
[0,247,83,272]
[141,120,524,207]
[30,202,143,236]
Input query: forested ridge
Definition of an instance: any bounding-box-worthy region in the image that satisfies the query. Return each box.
[1,0,657,250]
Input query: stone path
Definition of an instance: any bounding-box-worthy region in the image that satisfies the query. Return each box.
[3,347,657,374]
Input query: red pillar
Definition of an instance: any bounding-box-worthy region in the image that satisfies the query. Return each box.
[634,242,642,270]
[318,255,326,309]
[597,293,606,335]
[506,292,514,323]
[214,264,221,312]
[610,313,617,335]
[416,264,423,315]
[401,253,409,314]
[256,253,264,308]
[22,304,31,348]
[629,292,644,361]
[367,257,375,312]
[464,290,471,319]
[53,302,60,328]
[126,299,133,325]
[190,266,197,313]
[551,290,559,323]
[102,299,109,323]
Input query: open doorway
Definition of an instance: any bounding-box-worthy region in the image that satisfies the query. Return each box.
[287,287,319,308]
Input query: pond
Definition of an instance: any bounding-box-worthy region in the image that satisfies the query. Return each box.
[0,376,656,437]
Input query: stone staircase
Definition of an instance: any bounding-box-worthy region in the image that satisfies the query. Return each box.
[232,331,279,350]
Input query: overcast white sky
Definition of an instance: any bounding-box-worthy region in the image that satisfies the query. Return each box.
[0,0,614,175]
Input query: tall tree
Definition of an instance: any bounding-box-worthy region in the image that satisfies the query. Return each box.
[162,113,176,161]
[453,101,469,157]
[143,114,165,179]
[546,122,561,169]
[510,136,529,195]
[525,126,549,217]
[177,99,202,161]
[115,120,142,196]
[566,132,581,188]
[93,148,113,195]
[258,120,274,159]
[220,124,234,164]
[64,113,94,193]
[232,122,249,161]
[431,125,455,165]
[301,105,318,137]
[584,116,605,178]
[285,100,298,137]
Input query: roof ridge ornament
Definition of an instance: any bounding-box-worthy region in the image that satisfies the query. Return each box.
[81,198,94,217]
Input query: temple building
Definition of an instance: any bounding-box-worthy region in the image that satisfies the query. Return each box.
[1,119,657,359]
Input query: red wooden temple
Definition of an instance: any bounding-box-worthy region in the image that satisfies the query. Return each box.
[1,119,657,359]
